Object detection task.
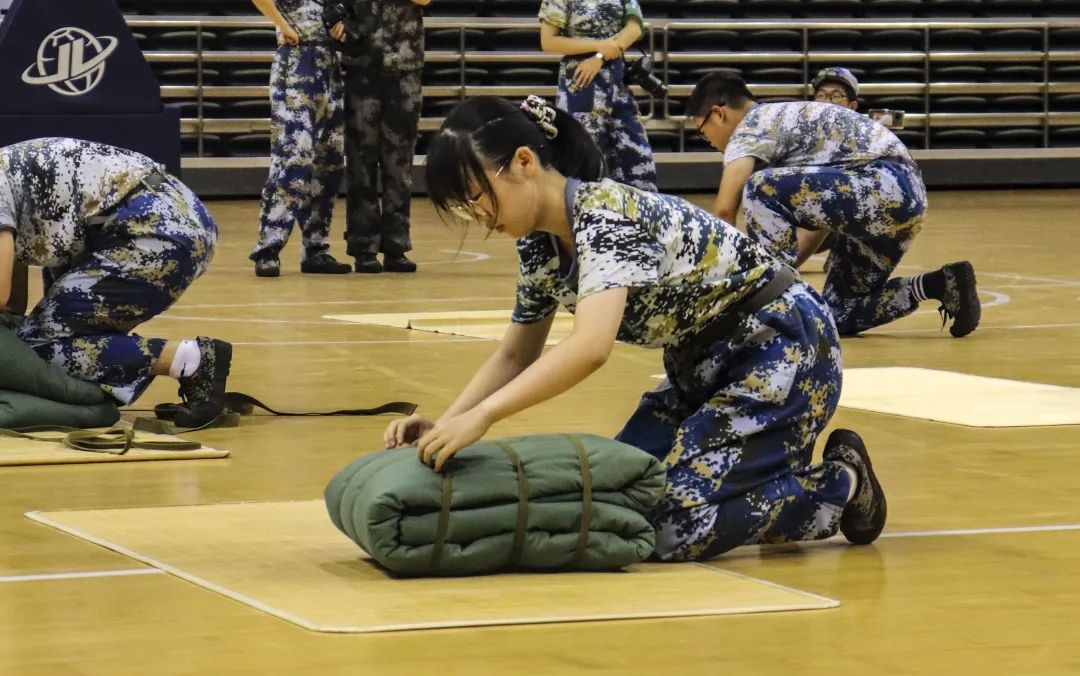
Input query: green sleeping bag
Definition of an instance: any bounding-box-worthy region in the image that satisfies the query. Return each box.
[325,433,667,577]
[0,325,120,428]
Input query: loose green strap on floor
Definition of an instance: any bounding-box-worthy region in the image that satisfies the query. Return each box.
[0,425,202,455]
[495,440,531,567]
[566,434,594,567]
[428,472,454,572]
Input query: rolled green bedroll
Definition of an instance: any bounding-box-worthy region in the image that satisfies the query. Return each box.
[325,433,667,577]
[0,327,120,428]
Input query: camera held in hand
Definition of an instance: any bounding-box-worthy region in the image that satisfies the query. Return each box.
[623,53,668,98]
[323,1,349,31]
[868,108,905,130]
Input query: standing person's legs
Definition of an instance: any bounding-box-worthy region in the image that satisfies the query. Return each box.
[17,178,231,425]
[343,67,385,273]
[608,63,657,191]
[557,57,615,172]
[296,47,349,274]
[376,69,421,271]
[618,285,884,561]
[251,46,316,276]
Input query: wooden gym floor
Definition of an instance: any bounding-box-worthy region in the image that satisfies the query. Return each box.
[2,188,1079,675]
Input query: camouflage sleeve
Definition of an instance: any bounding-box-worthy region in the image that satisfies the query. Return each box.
[723,109,780,166]
[511,275,559,324]
[0,174,15,234]
[623,0,644,28]
[576,208,661,300]
[538,0,569,29]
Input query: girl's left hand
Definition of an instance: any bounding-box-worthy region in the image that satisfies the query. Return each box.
[571,56,604,91]
[417,408,493,472]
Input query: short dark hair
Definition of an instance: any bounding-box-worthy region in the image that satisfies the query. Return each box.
[686,70,756,118]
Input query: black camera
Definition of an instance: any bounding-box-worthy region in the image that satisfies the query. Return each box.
[323,1,349,30]
[623,54,668,98]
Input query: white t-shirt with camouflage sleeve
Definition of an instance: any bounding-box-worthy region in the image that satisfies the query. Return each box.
[0,138,159,268]
[723,101,914,169]
[538,0,644,40]
[511,178,781,349]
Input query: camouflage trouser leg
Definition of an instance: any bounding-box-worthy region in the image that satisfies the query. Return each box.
[17,177,217,405]
[743,161,928,335]
[252,45,345,263]
[557,58,657,191]
[343,68,420,257]
[616,283,851,561]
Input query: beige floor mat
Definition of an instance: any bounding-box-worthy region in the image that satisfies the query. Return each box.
[840,367,1080,427]
[27,500,838,633]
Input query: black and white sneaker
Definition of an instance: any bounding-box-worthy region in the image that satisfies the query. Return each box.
[939,261,980,338]
[823,429,887,546]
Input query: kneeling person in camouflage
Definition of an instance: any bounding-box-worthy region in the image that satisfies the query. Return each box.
[0,138,231,427]
[690,70,980,338]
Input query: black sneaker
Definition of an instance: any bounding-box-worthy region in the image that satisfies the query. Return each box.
[301,252,350,274]
[174,337,232,428]
[939,261,980,338]
[823,429,887,546]
[254,257,280,278]
[383,254,417,273]
[354,254,384,274]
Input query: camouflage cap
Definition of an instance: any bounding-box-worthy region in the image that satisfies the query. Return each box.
[811,67,860,98]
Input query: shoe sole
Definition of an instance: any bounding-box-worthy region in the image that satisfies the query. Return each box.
[254,268,280,278]
[948,262,981,338]
[824,429,887,545]
[301,267,351,274]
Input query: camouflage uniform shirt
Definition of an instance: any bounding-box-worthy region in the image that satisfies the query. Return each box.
[539,0,644,39]
[275,0,329,45]
[724,101,914,169]
[341,0,424,72]
[0,138,161,269]
[512,178,780,348]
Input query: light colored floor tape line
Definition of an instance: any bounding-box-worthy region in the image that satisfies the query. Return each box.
[26,503,838,633]
[0,568,163,583]
[324,310,576,345]
[881,524,1080,539]
[839,367,1080,427]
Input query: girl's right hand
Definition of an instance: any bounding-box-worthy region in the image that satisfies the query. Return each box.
[329,21,346,42]
[279,25,300,46]
[384,414,436,449]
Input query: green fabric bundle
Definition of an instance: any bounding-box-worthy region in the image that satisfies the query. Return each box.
[0,326,120,428]
[325,433,667,577]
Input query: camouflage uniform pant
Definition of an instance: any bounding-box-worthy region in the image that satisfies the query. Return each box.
[342,67,420,257]
[17,176,217,405]
[251,45,345,263]
[742,160,928,335]
[616,283,851,561]
[559,57,657,192]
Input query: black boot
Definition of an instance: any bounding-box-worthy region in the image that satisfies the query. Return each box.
[938,261,981,338]
[174,337,233,428]
[383,254,417,273]
[301,252,351,274]
[354,254,384,274]
[254,256,280,278]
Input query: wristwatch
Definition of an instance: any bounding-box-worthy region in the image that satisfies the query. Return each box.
[593,51,605,61]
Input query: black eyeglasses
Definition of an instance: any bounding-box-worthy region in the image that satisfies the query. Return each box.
[696,110,714,141]
[814,90,849,104]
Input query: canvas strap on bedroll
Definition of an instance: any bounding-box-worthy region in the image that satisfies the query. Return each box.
[134,392,419,434]
[426,434,594,575]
